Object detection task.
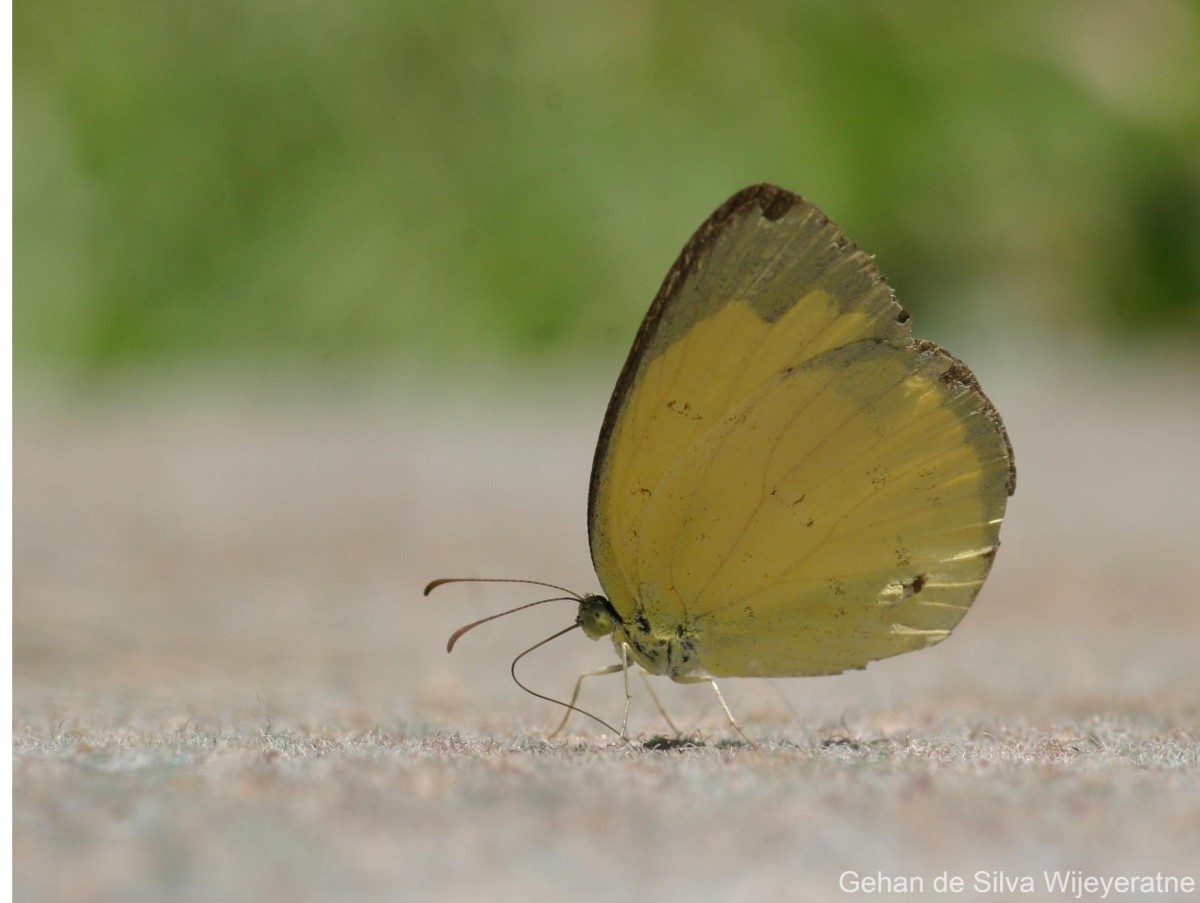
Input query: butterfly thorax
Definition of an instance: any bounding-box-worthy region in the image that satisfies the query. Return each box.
[577,594,702,678]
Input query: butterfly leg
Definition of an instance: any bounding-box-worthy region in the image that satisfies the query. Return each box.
[547,662,625,740]
[637,671,682,737]
[617,641,633,738]
[670,674,757,748]
[613,643,681,738]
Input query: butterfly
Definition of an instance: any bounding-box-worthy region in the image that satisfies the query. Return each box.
[429,183,1015,744]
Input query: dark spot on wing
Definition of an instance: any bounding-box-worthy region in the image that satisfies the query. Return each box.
[666,399,703,421]
[758,185,798,221]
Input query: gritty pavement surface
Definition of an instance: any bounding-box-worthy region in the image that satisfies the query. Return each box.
[14,354,1200,902]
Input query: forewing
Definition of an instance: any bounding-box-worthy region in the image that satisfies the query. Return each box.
[589,185,915,620]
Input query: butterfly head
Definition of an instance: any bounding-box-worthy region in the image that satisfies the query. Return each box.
[577,594,618,640]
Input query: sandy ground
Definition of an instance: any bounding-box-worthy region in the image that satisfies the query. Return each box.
[13,351,1200,902]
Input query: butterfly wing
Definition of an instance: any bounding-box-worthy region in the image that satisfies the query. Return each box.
[588,184,1014,677]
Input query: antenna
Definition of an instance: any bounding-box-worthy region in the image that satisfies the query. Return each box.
[425,576,623,740]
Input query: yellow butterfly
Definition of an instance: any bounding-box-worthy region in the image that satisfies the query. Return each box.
[429,183,1015,743]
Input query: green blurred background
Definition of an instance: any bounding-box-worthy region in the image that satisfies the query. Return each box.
[14,0,1200,385]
